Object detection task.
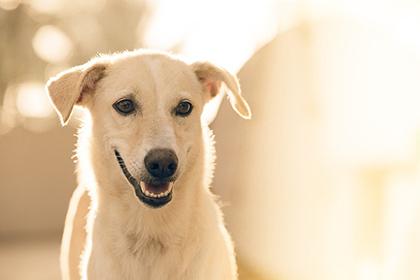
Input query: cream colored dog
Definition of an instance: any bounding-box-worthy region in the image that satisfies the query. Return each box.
[46,50,251,280]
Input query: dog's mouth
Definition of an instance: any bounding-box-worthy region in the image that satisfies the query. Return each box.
[114,150,173,208]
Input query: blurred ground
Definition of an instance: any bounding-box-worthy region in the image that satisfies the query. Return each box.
[0,237,60,280]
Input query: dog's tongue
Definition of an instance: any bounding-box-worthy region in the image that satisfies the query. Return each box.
[145,183,170,193]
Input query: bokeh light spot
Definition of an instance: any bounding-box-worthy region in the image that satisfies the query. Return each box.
[16,82,54,118]
[0,0,20,10]
[32,25,73,64]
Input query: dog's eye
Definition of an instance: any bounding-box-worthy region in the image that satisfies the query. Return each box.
[113,99,136,115]
[175,101,193,117]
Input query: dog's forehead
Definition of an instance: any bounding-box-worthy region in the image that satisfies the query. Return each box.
[103,54,201,99]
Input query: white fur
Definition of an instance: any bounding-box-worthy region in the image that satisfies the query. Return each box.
[46,50,251,280]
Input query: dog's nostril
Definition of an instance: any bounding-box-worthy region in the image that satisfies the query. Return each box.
[150,163,159,170]
[168,163,176,171]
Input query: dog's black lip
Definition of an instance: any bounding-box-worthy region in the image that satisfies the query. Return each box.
[114,150,172,208]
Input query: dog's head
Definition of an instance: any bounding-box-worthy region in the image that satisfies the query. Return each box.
[46,51,251,208]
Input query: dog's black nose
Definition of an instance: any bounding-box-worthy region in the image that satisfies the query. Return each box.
[144,149,178,179]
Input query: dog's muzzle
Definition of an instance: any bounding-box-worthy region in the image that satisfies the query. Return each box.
[114,149,177,208]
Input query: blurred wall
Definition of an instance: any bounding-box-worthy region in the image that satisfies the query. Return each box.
[0,125,76,236]
[213,18,420,280]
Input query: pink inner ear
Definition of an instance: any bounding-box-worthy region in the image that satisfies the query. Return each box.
[204,79,221,97]
[78,65,106,103]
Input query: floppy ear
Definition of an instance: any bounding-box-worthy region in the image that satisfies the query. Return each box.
[191,62,252,120]
[46,62,107,126]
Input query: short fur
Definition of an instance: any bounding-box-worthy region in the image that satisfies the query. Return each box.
[46,50,251,280]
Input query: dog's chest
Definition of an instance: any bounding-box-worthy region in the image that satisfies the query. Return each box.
[120,234,189,279]
[126,234,168,263]
[90,234,188,280]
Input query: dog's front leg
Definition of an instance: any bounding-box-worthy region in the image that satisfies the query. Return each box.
[60,185,90,280]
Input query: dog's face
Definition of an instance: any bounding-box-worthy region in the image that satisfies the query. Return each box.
[89,56,207,208]
[46,51,251,208]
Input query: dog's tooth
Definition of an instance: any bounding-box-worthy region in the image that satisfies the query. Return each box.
[140,182,146,192]
[141,182,174,198]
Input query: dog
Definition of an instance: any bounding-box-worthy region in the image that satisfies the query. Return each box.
[46,50,251,280]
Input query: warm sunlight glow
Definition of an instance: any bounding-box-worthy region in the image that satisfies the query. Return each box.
[144,0,281,71]
[32,25,73,63]
[29,0,64,14]
[15,82,54,118]
[0,0,19,10]
[359,260,381,280]
[2,0,420,279]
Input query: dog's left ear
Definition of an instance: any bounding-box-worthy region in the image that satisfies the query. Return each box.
[46,62,107,126]
[191,62,252,120]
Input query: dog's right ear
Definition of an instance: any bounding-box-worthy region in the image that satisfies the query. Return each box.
[46,62,107,126]
[191,61,251,122]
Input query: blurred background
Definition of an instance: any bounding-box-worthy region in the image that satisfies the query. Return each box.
[1,0,420,279]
